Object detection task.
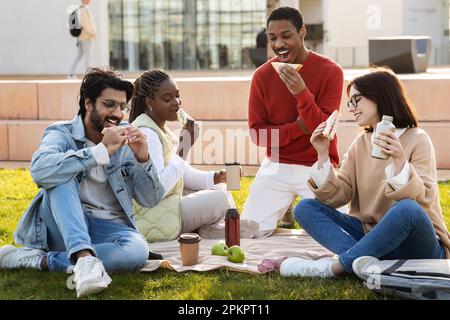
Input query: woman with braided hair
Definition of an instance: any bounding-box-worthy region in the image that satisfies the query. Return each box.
[129,69,234,242]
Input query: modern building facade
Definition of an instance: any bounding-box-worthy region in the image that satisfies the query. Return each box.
[108,0,267,70]
[320,0,450,67]
[109,0,450,69]
[0,0,448,75]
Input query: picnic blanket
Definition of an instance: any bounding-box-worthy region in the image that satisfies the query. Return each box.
[141,228,334,274]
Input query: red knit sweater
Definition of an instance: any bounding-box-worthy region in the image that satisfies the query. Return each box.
[248,51,344,167]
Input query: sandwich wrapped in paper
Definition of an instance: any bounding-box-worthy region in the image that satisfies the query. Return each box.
[101,125,129,144]
[177,108,194,127]
[321,110,342,140]
[177,108,200,145]
[271,62,303,73]
[101,123,129,135]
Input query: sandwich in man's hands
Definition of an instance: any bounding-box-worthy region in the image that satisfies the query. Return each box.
[321,110,342,140]
[271,62,303,73]
[101,126,129,144]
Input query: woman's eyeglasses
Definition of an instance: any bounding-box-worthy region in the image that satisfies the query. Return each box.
[347,94,363,110]
[96,98,130,114]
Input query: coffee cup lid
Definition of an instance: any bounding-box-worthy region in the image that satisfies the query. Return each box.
[225,162,240,166]
[178,233,202,243]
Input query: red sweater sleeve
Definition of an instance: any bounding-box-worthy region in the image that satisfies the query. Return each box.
[248,72,304,148]
[295,66,344,133]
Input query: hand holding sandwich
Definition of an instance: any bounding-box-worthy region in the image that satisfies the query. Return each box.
[180,119,199,149]
[310,110,342,165]
[102,126,149,163]
[177,119,200,160]
[310,121,331,165]
[102,126,128,156]
[278,65,306,96]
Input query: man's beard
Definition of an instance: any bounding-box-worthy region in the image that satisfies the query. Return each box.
[89,105,121,133]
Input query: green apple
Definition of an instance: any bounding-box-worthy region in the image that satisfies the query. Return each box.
[227,245,245,263]
[211,242,229,256]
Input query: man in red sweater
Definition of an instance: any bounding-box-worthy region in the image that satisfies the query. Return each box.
[241,6,345,237]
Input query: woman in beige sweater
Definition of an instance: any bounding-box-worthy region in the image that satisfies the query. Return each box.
[280,67,450,278]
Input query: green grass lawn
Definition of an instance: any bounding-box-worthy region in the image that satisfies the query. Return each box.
[0,169,449,300]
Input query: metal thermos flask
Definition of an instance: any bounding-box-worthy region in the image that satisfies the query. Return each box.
[225,208,240,247]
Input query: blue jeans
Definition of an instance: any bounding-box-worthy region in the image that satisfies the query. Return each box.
[294,198,446,273]
[39,179,149,273]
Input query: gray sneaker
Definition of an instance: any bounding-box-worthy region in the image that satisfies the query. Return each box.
[278,206,296,229]
[240,219,260,238]
[0,245,46,270]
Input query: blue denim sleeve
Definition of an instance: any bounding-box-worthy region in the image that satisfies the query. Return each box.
[131,157,165,209]
[30,129,97,189]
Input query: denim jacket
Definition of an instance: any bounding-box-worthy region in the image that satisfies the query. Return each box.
[13,115,165,250]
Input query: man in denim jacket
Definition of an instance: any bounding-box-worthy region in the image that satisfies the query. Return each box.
[0,68,164,298]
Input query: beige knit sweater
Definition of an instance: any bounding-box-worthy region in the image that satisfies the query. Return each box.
[78,5,96,41]
[308,128,450,258]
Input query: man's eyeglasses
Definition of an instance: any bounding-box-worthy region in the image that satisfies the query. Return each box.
[346,94,363,110]
[96,98,130,114]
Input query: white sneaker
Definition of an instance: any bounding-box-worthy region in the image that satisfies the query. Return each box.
[280,257,337,278]
[352,256,380,279]
[71,256,112,298]
[0,245,45,269]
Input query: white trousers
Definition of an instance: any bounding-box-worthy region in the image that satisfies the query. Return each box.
[241,158,347,237]
[180,184,234,235]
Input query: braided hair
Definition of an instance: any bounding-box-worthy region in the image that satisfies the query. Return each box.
[129,69,171,123]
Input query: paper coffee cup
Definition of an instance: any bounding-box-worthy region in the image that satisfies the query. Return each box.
[178,233,201,266]
[225,162,241,191]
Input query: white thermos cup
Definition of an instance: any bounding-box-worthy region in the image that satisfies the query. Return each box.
[225,162,241,191]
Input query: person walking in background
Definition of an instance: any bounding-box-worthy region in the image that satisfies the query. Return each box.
[249,27,268,67]
[68,0,97,78]
[256,27,267,49]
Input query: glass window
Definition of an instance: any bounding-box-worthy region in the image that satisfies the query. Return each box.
[109,0,266,71]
